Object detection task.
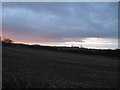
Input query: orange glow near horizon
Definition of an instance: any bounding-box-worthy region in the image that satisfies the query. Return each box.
[14,40,51,46]
[2,31,118,49]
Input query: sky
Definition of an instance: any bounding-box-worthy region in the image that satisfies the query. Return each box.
[2,2,118,49]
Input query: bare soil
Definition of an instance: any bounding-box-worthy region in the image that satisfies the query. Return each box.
[2,46,119,88]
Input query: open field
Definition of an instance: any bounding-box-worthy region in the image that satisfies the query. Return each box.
[2,46,119,88]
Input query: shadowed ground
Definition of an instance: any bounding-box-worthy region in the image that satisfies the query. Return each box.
[2,46,119,88]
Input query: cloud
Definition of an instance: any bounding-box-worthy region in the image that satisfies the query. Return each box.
[2,2,118,45]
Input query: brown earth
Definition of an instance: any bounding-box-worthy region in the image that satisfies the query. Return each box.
[2,46,119,88]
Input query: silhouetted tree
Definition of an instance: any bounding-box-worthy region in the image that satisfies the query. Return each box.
[2,38,13,43]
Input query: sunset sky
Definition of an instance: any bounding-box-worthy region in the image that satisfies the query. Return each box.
[2,2,118,49]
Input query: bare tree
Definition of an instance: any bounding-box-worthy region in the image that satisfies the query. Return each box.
[2,38,14,43]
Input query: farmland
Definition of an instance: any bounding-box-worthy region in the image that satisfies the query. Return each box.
[2,45,119,88]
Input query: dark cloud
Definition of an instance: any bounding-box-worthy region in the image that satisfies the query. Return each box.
[2,2,118,43]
